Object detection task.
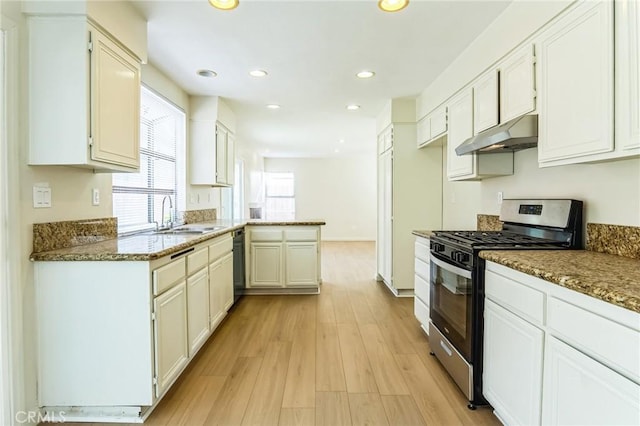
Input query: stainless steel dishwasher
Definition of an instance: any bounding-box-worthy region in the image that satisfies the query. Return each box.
[232,228,245,303]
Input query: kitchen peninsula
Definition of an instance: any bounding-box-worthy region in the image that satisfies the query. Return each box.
[30,217,325,423]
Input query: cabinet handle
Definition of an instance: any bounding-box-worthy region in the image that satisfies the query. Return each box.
[440,340,453,357]
[171,247,195,259]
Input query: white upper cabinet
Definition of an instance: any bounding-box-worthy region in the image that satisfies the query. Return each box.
[473,70,500,134]
[28,17,141,172]
[447,89,475,179]
[417,105,448,148]
[446,89,513,181]
[537,0,614,166]
[616,0,640,152]
[190,120,235,187]
[499,44,537,123]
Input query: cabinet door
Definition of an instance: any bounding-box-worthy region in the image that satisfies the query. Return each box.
[500,44,536,123]
[153,281,189,398]
[447,89,475,179]
[416,116,430,147]
[616,0,640,151]
[483,299,544,426]
[430,106,448,139]
[221,253,234,311]
[473,70,499,134]
[377,150,393,284]
[187,268,210,357]
[285,242,318,287]
[538,1,613,163]
[208,258,226,331]
[542,336,640,426]
[249,243,284,287]
[215,124,228,185]
[226,132,235,186]
[89,26,140,169]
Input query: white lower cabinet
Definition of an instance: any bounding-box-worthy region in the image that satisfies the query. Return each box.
[483,299,543,426]
[187,268,210,356]
[153,281,189,398]
[246,226,321,292]
[285,242,318,287]
[208,235,234,330]
[542,336,640,426]
[483,261,640,426]
[221,252,234,311]
[249,242,285,287]
[413,236,430,334]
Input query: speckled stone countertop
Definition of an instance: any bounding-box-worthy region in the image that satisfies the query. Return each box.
[480,250,640,313]
[30,219,326,262]
[412,230,434,238]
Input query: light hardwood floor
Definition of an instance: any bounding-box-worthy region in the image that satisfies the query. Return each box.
[65,241,499,426]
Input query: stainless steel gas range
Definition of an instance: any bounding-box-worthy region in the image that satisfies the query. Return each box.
[428,199,583,409]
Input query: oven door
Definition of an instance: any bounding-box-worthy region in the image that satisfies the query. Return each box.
[430,254,473,361]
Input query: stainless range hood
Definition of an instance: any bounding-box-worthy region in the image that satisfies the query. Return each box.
[455,114,538,155]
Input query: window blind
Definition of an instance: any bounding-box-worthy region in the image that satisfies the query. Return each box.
[113,86,186,233]
[264,172,295,220]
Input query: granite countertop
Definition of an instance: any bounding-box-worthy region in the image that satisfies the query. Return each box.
[30,219,326,262]
[480,250,640,313]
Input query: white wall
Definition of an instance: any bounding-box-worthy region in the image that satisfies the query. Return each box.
[235,139,264,219]
[264,156,376,241]
[482,149,640,226]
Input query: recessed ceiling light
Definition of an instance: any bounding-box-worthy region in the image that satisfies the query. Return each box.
[266,104,281,109]
[378,0,409,12]
[197,69,217,78]
[339,139,345,144]
[249,69,268,77]
[208,0,239,11]
[346,104,360,111]
[356,70,375,79]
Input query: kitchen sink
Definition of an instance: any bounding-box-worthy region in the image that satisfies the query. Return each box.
[146,225,227,235]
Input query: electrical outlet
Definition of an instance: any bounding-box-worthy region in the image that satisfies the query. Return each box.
[92,188,100,206]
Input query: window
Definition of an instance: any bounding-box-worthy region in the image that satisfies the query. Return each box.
[264,172,295,220]
[112,86,186,233]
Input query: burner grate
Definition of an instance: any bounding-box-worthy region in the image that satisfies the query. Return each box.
[434,230,563,247]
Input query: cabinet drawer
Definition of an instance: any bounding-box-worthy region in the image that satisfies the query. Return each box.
[284,228,318,241]
[415,238,430,263]
[547,297,640,381]
[485,270,545,326]
[414,295,429,330]
[153,257,186,296]
[251,229,283,242]
[208,234,233,262]
[414,273,429,305]
[414,258,430,282]
[187,247,208,275]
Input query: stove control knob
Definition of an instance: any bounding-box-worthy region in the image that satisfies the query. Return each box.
[431,242,444,252]
[453,251,470,263]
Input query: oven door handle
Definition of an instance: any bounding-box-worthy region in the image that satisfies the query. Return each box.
[431,255,472,280]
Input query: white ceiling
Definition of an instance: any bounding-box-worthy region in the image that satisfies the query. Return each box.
[132,0,511,158]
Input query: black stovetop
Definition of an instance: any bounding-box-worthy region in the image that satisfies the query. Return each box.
[432,230,567,250]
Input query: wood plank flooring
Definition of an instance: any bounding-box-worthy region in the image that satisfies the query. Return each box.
[63,241,498,426]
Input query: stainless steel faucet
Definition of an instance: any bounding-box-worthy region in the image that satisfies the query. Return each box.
[160,195,174,229]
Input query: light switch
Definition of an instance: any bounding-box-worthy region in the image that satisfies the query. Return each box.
[92,188,100,206]
[33,184,52,208]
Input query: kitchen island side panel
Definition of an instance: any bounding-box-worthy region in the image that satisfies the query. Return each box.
[35,261,154,406]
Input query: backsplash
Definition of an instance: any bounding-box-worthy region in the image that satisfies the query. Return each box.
[183,208,217,224]
[477,214,503,231]
[33,217,117,253]
[587,223,640,260]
